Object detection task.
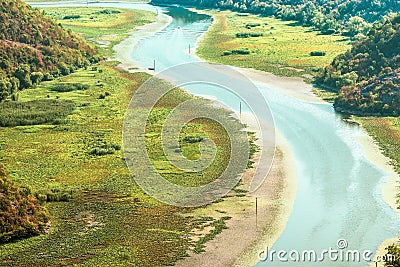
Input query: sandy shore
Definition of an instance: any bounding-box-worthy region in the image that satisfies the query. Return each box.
[356,133,399,212]
[176,128,297,267]
[180,12,399,266]
[113,11,172,72]
[236,67,325,104]
[112,6,399,266]
[356,128,400,266]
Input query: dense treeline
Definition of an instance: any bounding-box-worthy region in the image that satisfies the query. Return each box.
[0,0,99,101]
[151,0,399,37]
[0,166,49,243]
[316,15,400,115]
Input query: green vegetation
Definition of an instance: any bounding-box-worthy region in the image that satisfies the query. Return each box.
[0,166,49,243]
[0,62,246,265]
[316,15,400,116]
[355,117,400,174]
[0,99,75,127]
[41,7,155,49]
[192,216,231,253]
[197,11,351,77]
[0,3,248,265]
[152,0,399,37]
[50,83,90,92]
[0,0,99,95]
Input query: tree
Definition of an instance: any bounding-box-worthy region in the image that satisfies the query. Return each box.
[14,64,32,89]
[0,166,49,243]
[346,16,371,37]
[9,77,19,94]
[30,72,44,85]
[0,78,11,102]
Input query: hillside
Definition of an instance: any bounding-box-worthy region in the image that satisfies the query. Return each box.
[316,15,400,115]
[0,0,99,99]
[151,0,399,36]
[0,166,49,243]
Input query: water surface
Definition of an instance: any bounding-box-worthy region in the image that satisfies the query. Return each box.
[32,2,400,266]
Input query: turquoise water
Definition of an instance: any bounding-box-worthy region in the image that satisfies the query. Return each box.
[130,5,400,266]
[32,2,400,266]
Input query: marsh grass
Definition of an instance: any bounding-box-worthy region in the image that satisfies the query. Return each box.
[355,117,400,175]
[0,62,246,265]
[197,11,351,77]
[41,7,156,56]
[0,99,75,127]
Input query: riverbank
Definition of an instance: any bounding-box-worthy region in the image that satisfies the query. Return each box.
[113,11,172,71]
[112,3,400,266]
[355,121,400,266]
[176,130,297,267]
[189,7,400,267]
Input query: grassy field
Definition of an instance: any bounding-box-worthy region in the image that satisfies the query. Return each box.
[197,10,351,78]
[354,117,400,175]
[41,7,155,56]
[0,6,249,266]
[0,61,245,266]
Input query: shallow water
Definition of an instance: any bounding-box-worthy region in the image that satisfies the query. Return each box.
[131,6,400,267]
[32,2,400,266]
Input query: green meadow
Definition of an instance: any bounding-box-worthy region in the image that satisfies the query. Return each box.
[197,11,351,78]
[0,6,249,266]
[42,7,156,56]
[0,63,243,266]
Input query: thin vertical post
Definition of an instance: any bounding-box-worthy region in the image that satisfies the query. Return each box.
[240,102,242,123]
[153,60,156,72]
[255,197,258,230]
[189,44,191,54]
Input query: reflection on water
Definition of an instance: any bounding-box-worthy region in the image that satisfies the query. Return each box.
[162,6,212,29]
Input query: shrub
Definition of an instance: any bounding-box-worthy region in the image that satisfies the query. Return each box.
[182,134,205,143]
[50,83,89,92]
[89,142,121,156]
[310,51,326,56]
[43,73,54,81]
[63,15,81,20]
[321,29,336,35]
[30,72,44,85]
[236,32,263,38]
[0,166,49,243]
[245,23,261,28]
[0,99,75,127]
[95,9,121,15]
[222,48,251,56]
[34,188,75,203]
[232,48,251,55]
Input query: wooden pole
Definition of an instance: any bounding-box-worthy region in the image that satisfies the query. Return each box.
[189,44,191,54]
[153,60,156,72]
[255,197,258,230]
[240,102,242,123]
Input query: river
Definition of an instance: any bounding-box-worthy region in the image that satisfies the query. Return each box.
[31,2,400,266]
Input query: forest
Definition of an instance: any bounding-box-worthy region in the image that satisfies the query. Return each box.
[316,15,400,115]
[0,0,100,101]
[0,0,99,242]
[151,0,400,116]
[151,0,400,37]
